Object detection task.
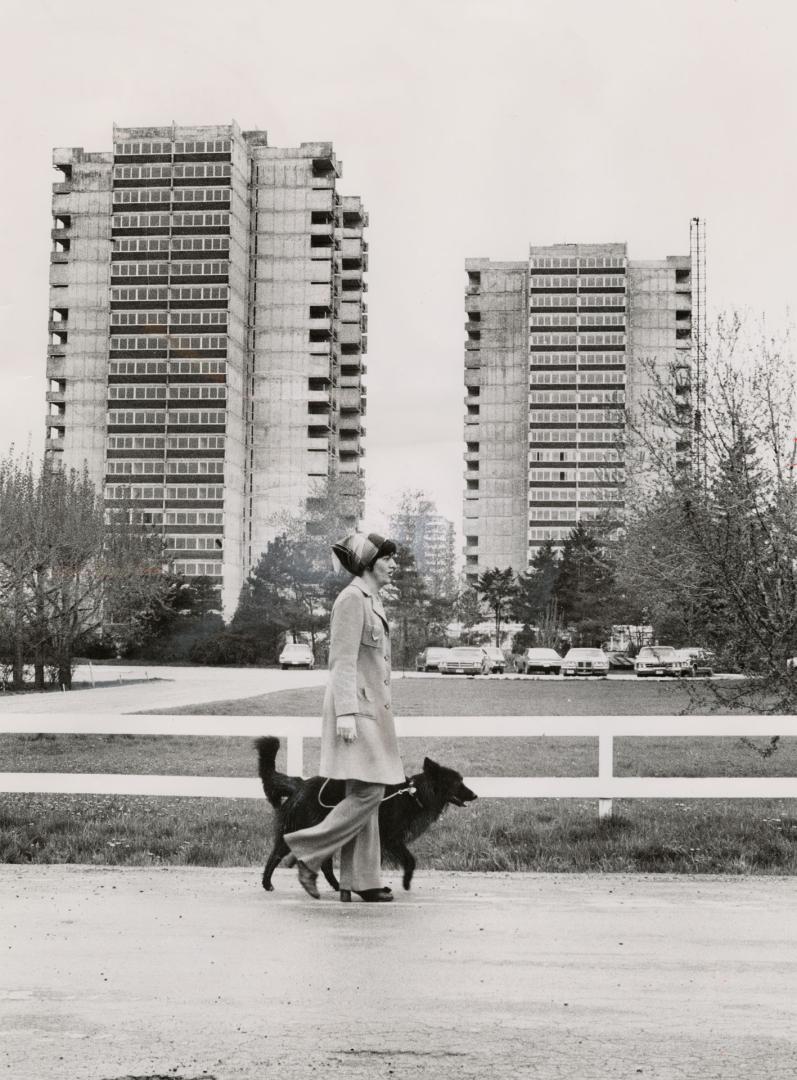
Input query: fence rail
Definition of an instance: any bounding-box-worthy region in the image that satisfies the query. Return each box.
[2,713,797,818]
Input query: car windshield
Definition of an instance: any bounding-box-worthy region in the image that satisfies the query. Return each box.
[450,648,484,659]
[566,649,604,659]
[485,648,503,658]
[283,645,309,654]
[527,649,559,658]
[638,647,676,658]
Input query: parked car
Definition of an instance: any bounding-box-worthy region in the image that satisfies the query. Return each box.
[483,646,507,674]
[278,642,315,670]
[415,646,451,672]
[561,648,610,677]
[438,646,490,676]
[518,648,562,675]
[634,645,691,678]
[678,647,717,677]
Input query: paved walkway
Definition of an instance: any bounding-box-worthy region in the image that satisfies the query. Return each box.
[0,664,326,715]
[2,867,797,1079]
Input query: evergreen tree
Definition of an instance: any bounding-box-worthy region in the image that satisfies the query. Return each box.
[476,567,517,647]
[513,540,560,627]
[553,523,617,646]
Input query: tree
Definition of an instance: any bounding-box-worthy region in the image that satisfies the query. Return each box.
[0,453,171,688]
[476,567,517,647]
[620,313,797,712]
[553,523,617,646]
[513,540,560,628]
[382,545,430,670]
[456,585,487,646]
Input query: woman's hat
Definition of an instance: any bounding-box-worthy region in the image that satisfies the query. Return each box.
[332,532,397,576]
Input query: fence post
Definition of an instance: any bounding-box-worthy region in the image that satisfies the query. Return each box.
[286,734,304,778]
[598,731,613,820]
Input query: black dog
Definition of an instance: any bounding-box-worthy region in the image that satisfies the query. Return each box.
[256,736,477,893]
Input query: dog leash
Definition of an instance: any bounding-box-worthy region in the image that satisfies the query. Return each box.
[317,778,420,810]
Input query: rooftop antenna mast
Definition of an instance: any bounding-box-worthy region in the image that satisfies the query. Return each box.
[690,217,707,487]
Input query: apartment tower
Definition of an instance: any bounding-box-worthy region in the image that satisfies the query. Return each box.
[463,241,691,585]
[45,122,368,616]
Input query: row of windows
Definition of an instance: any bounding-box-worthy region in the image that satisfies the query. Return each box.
[114,187,231,204]
[529,371,627,387]
[106,459,224,476]
[529,391,625,405]
[529,409,624,424]
[109,385,227,400]
[173,163,232,178]
[529,449,623,463]
[111,285,228,301]
[529,275,627,290]
[165,510,224,525]
[529,488,620,502]
[114,164,172,180]
[529,294,627,309]
[529,256,626,269]
[529,468,625,483]
[173,561,223,578]
[107,410,226,426]
[172,212,230,228]
[113,263,170,278]
[169,286,229,301]
[114,139,231,155]
[106,434,226,452]
[108,360,227,377]
[112,212,230,229]
[110,312,228,328]
[113,236,230,253]
[529,352,628,366]
[105,484,225,500]
[109,335,227,351]
[165,535,223,551]
[529,316,627,330]
[529,429,623,444]
[529,528,573,541]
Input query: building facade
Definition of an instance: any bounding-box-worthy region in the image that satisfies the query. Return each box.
[389,505,457,598]
[46,122,368,616]
[463,241,691,585]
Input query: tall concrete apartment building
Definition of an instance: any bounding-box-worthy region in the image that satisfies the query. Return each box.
[45,122,368,616]
[389,507,457,598]
[462,242,691,585]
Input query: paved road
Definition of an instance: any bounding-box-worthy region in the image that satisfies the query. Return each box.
[3,867,797,1079]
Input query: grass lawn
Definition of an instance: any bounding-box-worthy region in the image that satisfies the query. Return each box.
[2,676,796,873]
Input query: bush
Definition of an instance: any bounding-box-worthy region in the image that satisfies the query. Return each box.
[188,632,261,666]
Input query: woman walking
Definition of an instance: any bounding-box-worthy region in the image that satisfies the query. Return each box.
[284,532,403,903]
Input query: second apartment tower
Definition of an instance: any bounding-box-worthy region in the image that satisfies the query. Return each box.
[46,122,368,615]
[463,242,692,584]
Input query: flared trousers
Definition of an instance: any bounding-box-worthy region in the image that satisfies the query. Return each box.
[284,780,385,892]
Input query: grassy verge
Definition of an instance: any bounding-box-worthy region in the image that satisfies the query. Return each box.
[2,676,796,873]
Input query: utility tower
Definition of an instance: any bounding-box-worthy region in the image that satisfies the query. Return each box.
[690,217,707,485]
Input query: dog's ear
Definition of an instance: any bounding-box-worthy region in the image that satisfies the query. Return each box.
[423,757,441,774]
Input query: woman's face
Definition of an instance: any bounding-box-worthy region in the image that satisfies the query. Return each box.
[370,554,396,589]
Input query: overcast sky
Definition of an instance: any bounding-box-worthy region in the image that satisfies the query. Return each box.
[2,0,795,543]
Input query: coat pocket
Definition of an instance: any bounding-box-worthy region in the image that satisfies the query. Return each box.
[357,685,377,716]
[361,623,383,649]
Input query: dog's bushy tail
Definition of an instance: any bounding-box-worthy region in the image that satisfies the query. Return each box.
[255,736,303,809]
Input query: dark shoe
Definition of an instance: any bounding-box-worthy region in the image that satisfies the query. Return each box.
[340,888,393,903]
[296,860,319,899]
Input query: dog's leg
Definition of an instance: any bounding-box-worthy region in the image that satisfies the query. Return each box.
[262,837,291,892]
[320,857,340,892]
[390,841,416,891]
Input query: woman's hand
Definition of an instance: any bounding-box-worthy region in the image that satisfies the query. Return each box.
[336,714,357,743]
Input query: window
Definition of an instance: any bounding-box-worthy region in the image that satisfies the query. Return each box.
[113,237,170,253]
[111,286,168,302]
[109,336,168,351]
[165,535,223,551]
[172,561,223,578]
[164,510,224,525]
[170,335,227,350]
[108,385,167,401]
[110,311,168,327]
[113,164,171,180]
[107,410,165,426]
[114,141,171,155]
[170,260,229,276]
[529,314,577,328]
[528,352,577,365]
[108,361,167,376]
[107,435,165,450]
[172,212,230,228]
[112,263,169,278]
[167,410,226,426]
[113,188,170,204]
[167,435,225,451]
[112,213,171,230]
[169,385,227,400]
[105,484,164,500]
[106,459,164,475]
[168,286,228,301]
[528,391,577,404]
[168,360,226,376]
[172,188,230,203]
[528,410,577,424]
[173,139,231,153]
[169,311,228,326]
[172,163,232,179]
[165,460,224,475]
[171,237,230,252]
[165,485,224,500]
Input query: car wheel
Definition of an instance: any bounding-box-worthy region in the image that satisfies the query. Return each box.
[281,664,288,670]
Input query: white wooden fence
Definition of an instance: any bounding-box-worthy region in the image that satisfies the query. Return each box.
[2,713,797,818]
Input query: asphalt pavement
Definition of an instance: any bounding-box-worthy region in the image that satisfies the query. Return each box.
[3,866,797,1080]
